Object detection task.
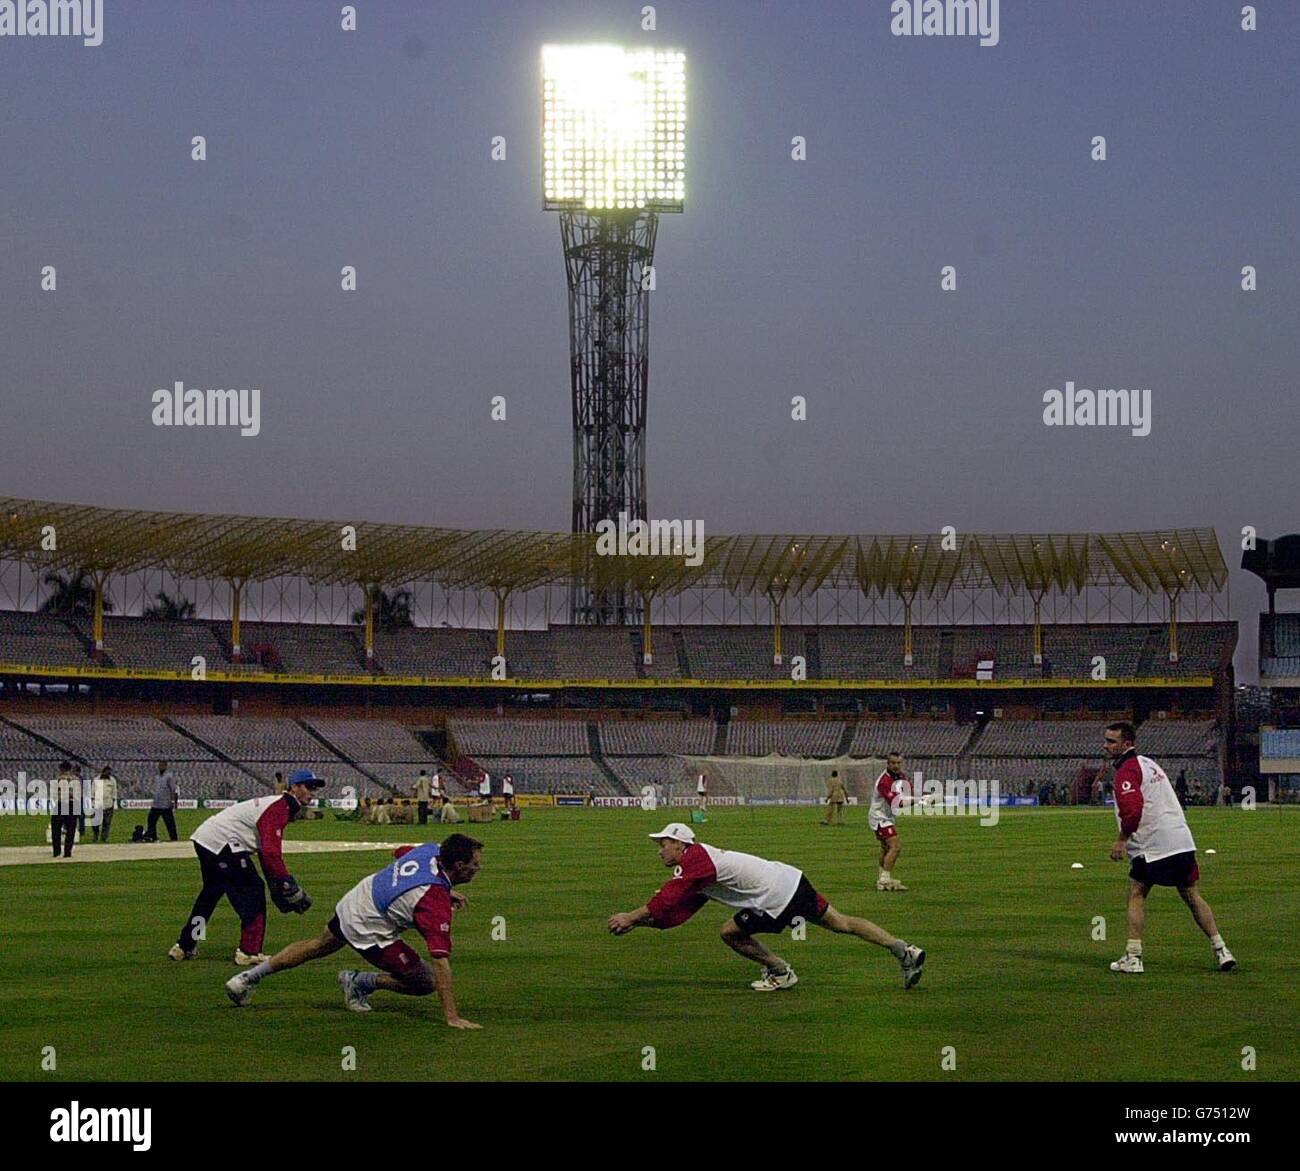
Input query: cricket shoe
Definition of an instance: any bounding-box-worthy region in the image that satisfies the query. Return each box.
[167,944,196,962]
[234,949,269,966]
[1215,946,1237,972]
[225,972,255,1007]
[750,966,799,991]
[338,970,372,1013]
[1109,953,1145,974]
[899,944,925,989]
[876,878,908,891]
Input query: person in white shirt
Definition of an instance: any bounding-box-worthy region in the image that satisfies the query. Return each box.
[696,772,708,811]
[478,773,491,804]
[609,823,925,991]
[92,766,118,843]
[502,774,515,810]
[1103,722,1236,974]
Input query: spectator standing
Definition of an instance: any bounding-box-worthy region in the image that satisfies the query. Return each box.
[478,771,491,804]
[414,769,432,824]
[50,760,81,859]
[502,774,515,810]
[93,766,118,842]
[146,760,179,842]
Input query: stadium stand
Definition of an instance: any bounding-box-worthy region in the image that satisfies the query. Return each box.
[234,622,365,674]
[9,715,204,761]
[172,716,334,761]
[850,720,970,757]
[549,626,640,679]
[101,617,223,671]
[1260,728,1300,758]
[372,626,494,676]
[599,719,714,755]
[449,718,588,756]
[973,719,1106,757]
[0,610,89,666]
[474,756,617,795]
[679,625,806,679]
[1136,718,1217,755]
[724,720,844,756]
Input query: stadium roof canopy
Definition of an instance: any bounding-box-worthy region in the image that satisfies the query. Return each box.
[0,496,1228,599]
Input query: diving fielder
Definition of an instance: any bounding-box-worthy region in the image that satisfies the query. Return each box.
[609,823,925,990]
[168,768,322,965]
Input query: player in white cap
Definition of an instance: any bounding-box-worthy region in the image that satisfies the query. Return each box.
[608,823,925,990]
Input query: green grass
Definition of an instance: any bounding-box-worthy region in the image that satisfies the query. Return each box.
[2,806,1295,1081]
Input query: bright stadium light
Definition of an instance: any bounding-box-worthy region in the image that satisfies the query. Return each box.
[542,44,686,212]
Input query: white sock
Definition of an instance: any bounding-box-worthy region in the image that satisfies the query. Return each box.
[1126,939,1142,956]
[1211,934,1225,950]
[879,870,891,881]
[246,961,273,983]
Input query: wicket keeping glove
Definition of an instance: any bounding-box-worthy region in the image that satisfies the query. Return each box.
[271,876,312,914]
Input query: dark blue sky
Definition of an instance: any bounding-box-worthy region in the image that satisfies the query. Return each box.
[1,1,1296,678]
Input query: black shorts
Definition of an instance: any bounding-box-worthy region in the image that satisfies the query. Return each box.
[732,875,829,936]
[1129,850,1200,888]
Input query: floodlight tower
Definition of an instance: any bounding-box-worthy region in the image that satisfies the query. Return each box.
[542,45,686,624]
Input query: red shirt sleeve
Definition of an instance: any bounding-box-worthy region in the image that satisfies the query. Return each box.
[1114,758,1144,837]
[412,884,454,957]
[876,772,895,801]
[646,844,717,929]
[255,797,293,882]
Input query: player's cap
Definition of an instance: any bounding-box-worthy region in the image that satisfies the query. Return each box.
[649,822,696,844]
[287,768,327,789]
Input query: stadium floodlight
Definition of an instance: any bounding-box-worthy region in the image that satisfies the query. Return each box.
[542,45,687,627]
[542,44,686,213]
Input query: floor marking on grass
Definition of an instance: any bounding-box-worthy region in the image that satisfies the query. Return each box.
[0,840,399,867]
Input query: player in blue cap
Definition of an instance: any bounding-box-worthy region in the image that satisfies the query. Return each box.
[168,768,325,965]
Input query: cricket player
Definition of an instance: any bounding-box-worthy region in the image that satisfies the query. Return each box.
[869,752,912,890]
[1103,722,1236,974]
[168,768,323,965]
[225,833,483,1028]
[608,823,925,990]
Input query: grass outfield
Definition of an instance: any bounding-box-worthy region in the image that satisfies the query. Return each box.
[1,805,1295,1082]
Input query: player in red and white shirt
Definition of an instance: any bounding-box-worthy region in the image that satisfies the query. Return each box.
[609,823,925,991]
[1102,722,1236,974]
[869,752,914,891]
[225,833,484,1027]
[169,769,323,966]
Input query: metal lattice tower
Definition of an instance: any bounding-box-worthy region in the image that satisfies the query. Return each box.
[562,210,658,625]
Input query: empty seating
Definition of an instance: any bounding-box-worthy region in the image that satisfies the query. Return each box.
[373,627,494,676]
[474,756,616,795]
[102,617,222,671]
[10,716,203,761]
[174,716,332,762]
[850,721,969,757]
[1137,719,1217,754]
[600,720,714,755]
[449,719,588,756]
[0,611,88,667]
[973,720,1102,757]
[725,721,843,756]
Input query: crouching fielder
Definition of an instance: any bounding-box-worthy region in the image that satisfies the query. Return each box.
[225,834,484,1028]
[608,823,925,990]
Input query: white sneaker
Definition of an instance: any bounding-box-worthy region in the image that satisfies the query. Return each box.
[750,966,798,991]
[234,949,268,966]
[899,944,925,989]
[225,972,254,1007]
[1110,952,1144,974]
[167,943,196,962]
[1215,946,1236,972]
[338,970,372,1013]
[876,878,908,891]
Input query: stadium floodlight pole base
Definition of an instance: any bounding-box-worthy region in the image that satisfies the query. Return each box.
[562,209,657,626]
